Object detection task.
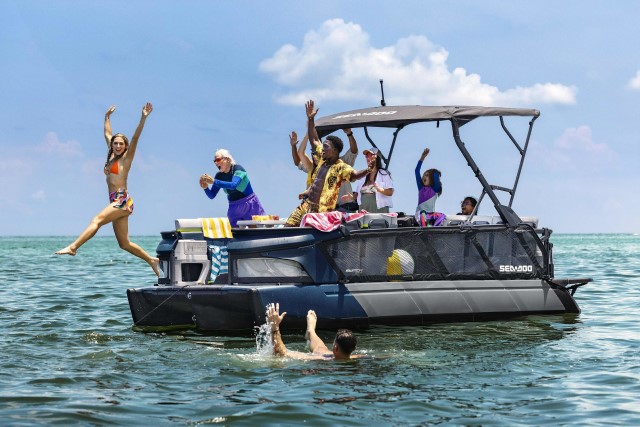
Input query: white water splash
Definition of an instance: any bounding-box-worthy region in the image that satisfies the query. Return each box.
[255,322,274,356]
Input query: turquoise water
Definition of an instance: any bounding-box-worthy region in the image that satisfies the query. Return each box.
[1,234,639,425]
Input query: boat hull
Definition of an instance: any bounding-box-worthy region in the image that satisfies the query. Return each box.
[127,279,580,332]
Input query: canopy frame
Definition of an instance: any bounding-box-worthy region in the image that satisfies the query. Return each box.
[315,105,540,227]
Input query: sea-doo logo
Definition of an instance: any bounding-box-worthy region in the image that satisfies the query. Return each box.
[499,265,533,273]
[333,111,397,119]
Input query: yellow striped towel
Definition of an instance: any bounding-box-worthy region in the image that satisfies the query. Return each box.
[200,217,233,239]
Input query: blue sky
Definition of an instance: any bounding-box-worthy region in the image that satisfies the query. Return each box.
[1,0,639,235]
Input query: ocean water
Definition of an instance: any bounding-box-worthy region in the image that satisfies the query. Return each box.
[0,234,639,425]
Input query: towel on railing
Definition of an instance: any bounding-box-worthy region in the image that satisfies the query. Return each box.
[200,217,233,239]
[301,210,395,232]
[300,211,344,232]
[209,244,228,282]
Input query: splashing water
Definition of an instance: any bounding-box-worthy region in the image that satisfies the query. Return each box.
[255,322,274,356]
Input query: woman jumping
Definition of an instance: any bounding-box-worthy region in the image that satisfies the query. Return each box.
[56,103,160,276]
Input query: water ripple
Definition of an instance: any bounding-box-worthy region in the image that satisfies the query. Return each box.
[1,235,640,425]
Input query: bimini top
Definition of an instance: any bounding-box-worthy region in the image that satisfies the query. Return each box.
[315,105,540,137]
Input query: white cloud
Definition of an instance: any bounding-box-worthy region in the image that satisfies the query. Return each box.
[554,126,610,154]
[260,19,577,107]
[628,70,640,90]
[498,84,577,105]
[33,131,83,158]
[532,125,616,171]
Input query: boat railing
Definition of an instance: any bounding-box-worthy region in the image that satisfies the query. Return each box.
[321,223,549,284]
[157,216,551,287]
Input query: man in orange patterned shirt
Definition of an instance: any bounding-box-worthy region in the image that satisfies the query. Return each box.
[286,100,374,226]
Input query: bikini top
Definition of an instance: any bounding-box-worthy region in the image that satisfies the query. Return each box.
[104,159,119,175]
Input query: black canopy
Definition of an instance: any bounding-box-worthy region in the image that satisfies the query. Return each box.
[315,105,540,137]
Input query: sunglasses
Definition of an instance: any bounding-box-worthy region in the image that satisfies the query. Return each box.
[214,157,226,164]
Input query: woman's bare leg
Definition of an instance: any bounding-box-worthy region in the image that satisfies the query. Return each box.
[112,215,160,276]
[56,204,129,255]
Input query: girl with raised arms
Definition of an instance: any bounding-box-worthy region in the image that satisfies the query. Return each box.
[56,103,160,276]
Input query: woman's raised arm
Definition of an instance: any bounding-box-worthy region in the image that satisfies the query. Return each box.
[104,105,116,147]
[126,102,153,162]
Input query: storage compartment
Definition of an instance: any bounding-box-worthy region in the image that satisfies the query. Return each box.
[170,240,210,285]
[362,213,398,229]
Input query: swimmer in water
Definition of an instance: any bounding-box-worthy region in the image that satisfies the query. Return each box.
[55,103,160,277]
[266,303,358,360]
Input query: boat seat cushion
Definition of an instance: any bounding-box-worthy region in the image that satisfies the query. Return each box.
[174,218,233,242]
[175,218,203,233]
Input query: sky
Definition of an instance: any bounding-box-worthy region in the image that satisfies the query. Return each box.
[1,0,639,236]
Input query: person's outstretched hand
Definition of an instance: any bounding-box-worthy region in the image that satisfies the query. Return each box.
[142,102,153,117]
[305,100,318,119]
[266,303,286,332]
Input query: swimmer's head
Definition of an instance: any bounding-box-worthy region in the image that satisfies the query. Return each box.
[333,329,357,358]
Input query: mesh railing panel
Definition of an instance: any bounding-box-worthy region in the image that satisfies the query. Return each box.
[324,226,547,282]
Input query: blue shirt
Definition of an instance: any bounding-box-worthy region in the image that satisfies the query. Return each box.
[204,164,255,202]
